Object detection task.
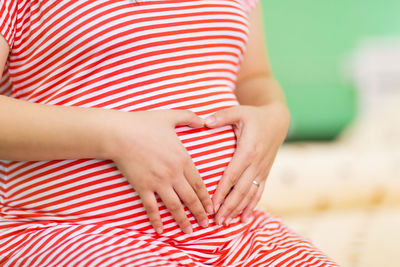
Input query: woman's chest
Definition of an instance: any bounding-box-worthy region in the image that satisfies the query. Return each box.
[10,0,250,70]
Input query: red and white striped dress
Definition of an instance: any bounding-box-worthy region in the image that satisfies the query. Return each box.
[0,0,337,266]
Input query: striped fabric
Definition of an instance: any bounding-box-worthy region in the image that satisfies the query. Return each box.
[0,0,337,266]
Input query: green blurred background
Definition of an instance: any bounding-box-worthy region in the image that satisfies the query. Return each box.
[260,0,400,140]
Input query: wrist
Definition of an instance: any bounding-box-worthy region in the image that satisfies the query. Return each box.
[88,108,123,161]
[259,101,291,134]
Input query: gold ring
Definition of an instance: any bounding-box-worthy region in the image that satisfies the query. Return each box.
[252,180,260,187]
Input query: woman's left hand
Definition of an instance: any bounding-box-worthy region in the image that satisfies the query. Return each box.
[204,102,290,225]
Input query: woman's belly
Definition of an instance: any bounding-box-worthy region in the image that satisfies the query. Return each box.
[0,107,238,237]
[0,0,250,241]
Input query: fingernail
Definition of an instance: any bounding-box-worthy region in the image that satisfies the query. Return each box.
[218,217,225,226]
[205,116,216,125]
[224,217,231,226]
[214,203,220,213]
[183,226,192,234]
[155,227,163,234]
[206,205,213,215]
[199,219,209,228]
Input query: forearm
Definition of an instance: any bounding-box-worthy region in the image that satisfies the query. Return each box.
[234,74,287,107]
[0,95,113,161]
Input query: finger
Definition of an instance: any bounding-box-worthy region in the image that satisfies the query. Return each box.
[212,145,252,213]
[139,190,163,234]
[215,164,258,225]
[157,187,193,234]
[241,180,266,223]
[183,157,213,215]
[223,178,260,226]
[171,109,204,128]
[239,160,272,223]
[173,178,209,228]
[204,107,242,128]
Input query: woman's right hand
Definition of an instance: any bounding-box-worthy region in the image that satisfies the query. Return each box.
[104,109,213,235]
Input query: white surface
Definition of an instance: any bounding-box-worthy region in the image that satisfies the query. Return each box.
[257,99,400,266]
[349,36,400,115]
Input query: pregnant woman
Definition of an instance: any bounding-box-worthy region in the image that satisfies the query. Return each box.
[0,0,336,266]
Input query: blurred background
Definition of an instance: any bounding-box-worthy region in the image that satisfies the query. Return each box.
[257,0,400,266]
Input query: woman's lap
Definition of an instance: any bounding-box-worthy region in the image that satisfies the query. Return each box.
[0,209,337,266]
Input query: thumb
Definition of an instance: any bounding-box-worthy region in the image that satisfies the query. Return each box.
[204,107,241,128]
[174,110,204,128]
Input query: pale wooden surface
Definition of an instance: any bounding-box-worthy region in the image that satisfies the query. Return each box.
[257,100,400,267]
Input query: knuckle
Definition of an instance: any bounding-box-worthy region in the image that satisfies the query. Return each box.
[151,166,168,180]
[180,110,195,121]
[168,202,182,213]
[196,215,207,224]
[196,191,211,207]
[177,217,189,227]
[148,168,158,179]
[193,180,205,192]
[247,193,255,203]
[175,152,188,166]
[178,153,189,166]
[200,195,211,207]
[181,221,191,229]
[245,149,257,161]
[224,203,235,214]
[196,210,207,220]
[146,211,162,227]
[185,110,196,117]
[151,174,164,185]
[236,188,247,199]
[185,196,198,207]
[193,211,208,222]
[164,166,179,181]
[201,192,212,202]
[145,205,158,215]
[229,210,239,218]
[149,216,161,226]
[227,175,237,185]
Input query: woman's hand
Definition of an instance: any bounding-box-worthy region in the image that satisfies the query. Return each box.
[204,103,290,225]
[105,109,213,234]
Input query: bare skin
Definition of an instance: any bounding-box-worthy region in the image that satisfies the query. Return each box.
[206,2,290,225]
[0,2,289,233]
